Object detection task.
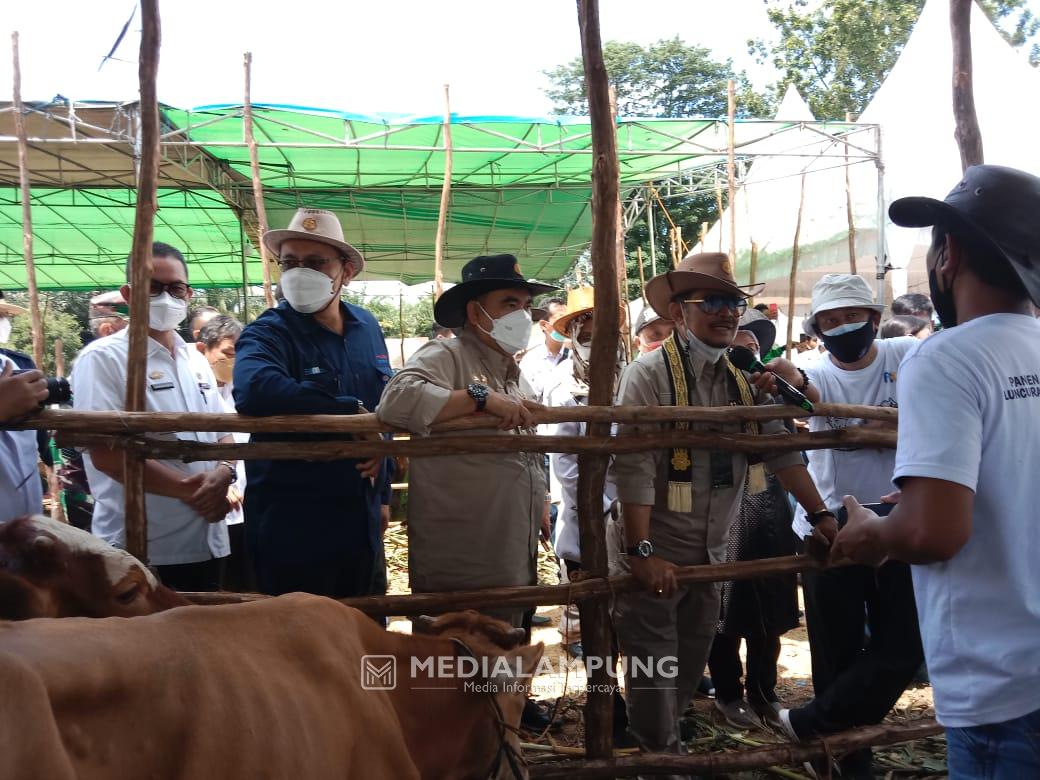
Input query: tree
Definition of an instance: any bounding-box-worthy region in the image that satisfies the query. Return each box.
[545,37,773,118]
[751,0,1040,120]
[4,293,83,375]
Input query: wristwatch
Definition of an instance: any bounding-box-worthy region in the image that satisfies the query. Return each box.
[467,382,490,412]
[626,539,654,559]
[808,509,837,527]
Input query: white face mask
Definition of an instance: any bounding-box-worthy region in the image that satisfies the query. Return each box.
[681,317,728,363]
[0,317,10,344]
[477,304,533,355]
[148,293,188,332]
[821,321,868,337]
[279,267,340,314]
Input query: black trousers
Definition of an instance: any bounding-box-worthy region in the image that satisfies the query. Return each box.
[708,631,782,706]
[791,560,924,738]
[156,558,225,592]
[255,543,378,599]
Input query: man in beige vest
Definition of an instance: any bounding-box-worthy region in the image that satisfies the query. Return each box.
[612,253,830,770]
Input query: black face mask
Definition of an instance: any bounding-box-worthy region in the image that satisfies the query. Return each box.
[928,255,958,329]
[820,320,876,364]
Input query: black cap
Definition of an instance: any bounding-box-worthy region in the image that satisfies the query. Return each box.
[433,254,559,328]
[889,165,1040,306]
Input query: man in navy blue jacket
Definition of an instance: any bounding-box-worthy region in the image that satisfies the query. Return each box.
[234,209,392,598]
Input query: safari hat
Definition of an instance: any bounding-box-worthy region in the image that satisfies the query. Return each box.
[433,254,558,328]
[801,274,883,337]
[0,289,28,317]
[263,208,364,273]
[890,164,1040,307]
[645,252,764,318]
[737,308,776,356]
[552,287,628,336]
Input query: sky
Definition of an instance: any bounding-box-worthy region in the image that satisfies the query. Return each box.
[4,0,783,117]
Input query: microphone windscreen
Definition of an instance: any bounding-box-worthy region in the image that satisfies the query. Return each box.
[727,345,762,373]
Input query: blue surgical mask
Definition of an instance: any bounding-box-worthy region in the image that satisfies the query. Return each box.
[550,330,567,343]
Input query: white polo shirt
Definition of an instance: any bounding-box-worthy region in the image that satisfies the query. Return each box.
[70,329,229,565]
[0,353,43,523]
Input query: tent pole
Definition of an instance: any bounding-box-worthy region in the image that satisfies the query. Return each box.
[11,32,45,371]
[398,288,405,366]
[646,185,657,277]
[749,240,759,298]
[874,126,887,307]
[577,0,621,759]
[244,52,276,310]
[433,84,453,301]
[714,171,724,253]
[844,112,858,275]
[951,0,984,171]
[608,86,631,356]
[786,174,807,361]
[49,337,66,522]
[726,79,737,267]
[636,246,647,305]
[239,217,251,323]
[675,226,683,266]
[124,0,162,563]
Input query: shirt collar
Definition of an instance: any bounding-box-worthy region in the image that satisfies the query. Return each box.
[280,300,358,333]
[114,326,189,359]
[459,327,518,380]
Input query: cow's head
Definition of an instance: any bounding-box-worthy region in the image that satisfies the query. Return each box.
[421,611,545,779]
[0,515,188,619]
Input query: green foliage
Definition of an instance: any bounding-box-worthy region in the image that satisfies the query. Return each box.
[343,291,435,339]
[3,293,83,374]
[750,0,1039,120]
[544,36,774,118]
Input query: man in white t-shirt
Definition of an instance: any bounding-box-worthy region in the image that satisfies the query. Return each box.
[763,273,924,778]
[71,243,235,592]
[835,165,1040,778]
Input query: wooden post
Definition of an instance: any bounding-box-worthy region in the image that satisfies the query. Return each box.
[123,0,161,562]
[675,225,683,264]
[714,172,724,253]
[11,32,45,371]
[951,0,984,171]
[646,185,657,277]
[577,0,621,759]
[844,112,858,274]
[49,339,66,522]
[433,85,453,301]
[608,86,631,356]
[243,52,276,310]
[398,288,406,366]
[749,239,759,298]
[726,79,737,266]
[53,339,65,378]
[636,246,647,305]
[786,174,807,361]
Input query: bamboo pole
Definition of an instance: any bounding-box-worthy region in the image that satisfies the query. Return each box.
[951,0,984,171]
[50,339,67,522]
[749,240,759,294]
[243,52,276,310]
[577,0,623,757]
[844,112,858,274]
[785,173,807,361]
[714,171,724,252]
[674,226,683,265]
[726,79,737,267]
[16,400,898,435]
[527,719,943,778]
[123,0,162,562]
[60,426,896,464]
[646,185,657,277]
[398,288,406,365]
[53,338,65,378]
[183,553,819,614]
[636,246,647,305]
[10,32,45,371]
[433,84,453,300]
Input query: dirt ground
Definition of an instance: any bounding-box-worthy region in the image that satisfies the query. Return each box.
[384,526,945,777]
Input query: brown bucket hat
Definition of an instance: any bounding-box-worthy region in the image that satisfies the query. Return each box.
[645,252,764,318]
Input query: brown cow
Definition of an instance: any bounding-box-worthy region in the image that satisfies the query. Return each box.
[0,515,187,619]
[0,594,543,779]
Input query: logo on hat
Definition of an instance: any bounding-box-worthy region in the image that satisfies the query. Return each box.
[149,371,163,380]
[302,217,318,231]
[721,258,733,275]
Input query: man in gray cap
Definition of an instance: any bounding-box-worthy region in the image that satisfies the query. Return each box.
[834,165,1040,777]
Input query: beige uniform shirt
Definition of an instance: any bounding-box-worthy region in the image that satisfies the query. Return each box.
[376,328,545,593]
[612,345,802,568]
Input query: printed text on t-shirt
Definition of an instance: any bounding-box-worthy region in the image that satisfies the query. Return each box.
[1004,373,1040,400]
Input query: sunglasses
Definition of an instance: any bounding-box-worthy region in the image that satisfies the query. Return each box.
[682,295,748,315]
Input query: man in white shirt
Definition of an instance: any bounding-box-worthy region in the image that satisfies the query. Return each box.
[518,296,569,404]
[0,356,48,523]
[835,165,1040,778]
[764,274,923,779]
[71,242,235,592]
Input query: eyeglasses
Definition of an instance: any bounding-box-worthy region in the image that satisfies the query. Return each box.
[682,295,748,315]
[148,280,193,300]
[277,255,341,273]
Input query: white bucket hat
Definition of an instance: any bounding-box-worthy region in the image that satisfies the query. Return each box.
[263,208,364,273]
[801,274,884,337]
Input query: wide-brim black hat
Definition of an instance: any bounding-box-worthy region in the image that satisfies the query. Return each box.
[434,254,559,327]
[889,164,1040,307]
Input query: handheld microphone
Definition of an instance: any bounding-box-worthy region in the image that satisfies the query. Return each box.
[727,346,814,413]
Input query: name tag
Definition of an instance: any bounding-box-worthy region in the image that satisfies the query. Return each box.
[198,382,211,391]
[303,366,323,376]
[150,382,175,392]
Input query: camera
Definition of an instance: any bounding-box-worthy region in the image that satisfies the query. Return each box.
[12,369,72,406]
[834,501,895,528]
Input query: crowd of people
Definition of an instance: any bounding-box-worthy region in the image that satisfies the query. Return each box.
[1,164,1038,778]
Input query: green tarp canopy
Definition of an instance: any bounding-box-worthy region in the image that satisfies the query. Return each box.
[0,101,863,291]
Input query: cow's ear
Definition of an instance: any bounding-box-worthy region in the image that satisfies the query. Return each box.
[515,642,545,678]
